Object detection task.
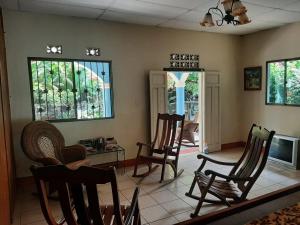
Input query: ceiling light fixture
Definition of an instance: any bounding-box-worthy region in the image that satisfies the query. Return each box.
[200,0,250,27]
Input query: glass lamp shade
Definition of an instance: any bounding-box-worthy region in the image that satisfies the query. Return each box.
[238,13,251,24]
[232,0,247,16]
[200,12,215,27]
[222,0,233,13]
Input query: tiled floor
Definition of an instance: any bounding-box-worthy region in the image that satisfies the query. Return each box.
[13,148,300,225]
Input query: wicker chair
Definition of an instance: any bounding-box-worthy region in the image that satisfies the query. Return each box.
[21,121,90,170]
[177,112,200,147]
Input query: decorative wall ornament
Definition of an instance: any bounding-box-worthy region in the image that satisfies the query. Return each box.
[169,53,199,69]
[46,45,62,54]
[86,48,101,56]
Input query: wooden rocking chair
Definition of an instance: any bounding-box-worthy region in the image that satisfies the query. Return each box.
[185,124,275,217]
[133,113,185,183]
[31,165,141,225]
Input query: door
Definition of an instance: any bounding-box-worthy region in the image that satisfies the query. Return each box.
[205,71,221,152]
[149,71,168,140]
[0,10,15,225]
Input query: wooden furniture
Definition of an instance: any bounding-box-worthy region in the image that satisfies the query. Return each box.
[21,121,90,195]
[133,113,185,183]
[185,124,275,217]
[0,9,15,225]
[21,121,90,168]
[177,183,300,225]
[31,165,141,225]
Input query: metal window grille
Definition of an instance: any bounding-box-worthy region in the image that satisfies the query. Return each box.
[28,57,114,122]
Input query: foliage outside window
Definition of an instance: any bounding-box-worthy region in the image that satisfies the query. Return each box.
[28,58,113,122]
[267,59,300,106]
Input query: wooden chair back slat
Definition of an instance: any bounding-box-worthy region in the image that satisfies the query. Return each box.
[229,125,255,178]
[154,113,185,151]
[86,184,104,225]
[158,119,168,150]
[37,180,60,225]
[110,176,124,225]
[56,183,79,225]
[231,125,275,193]
[30,165,126,225]
[169,118,178,149]
[240,138,264,179]
[165,119,172,146]
[71,184,93,225]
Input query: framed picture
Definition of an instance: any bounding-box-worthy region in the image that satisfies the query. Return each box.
[244,66,262,90]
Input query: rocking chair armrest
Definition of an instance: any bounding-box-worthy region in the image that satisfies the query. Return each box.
[204,170,231,180]
[124,187,140,225]
[204,170,253,182]
[197,154,237,166]
[36,157,62,166]
[62,144,87,163]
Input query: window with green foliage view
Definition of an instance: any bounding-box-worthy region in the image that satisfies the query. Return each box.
[28,58,113,121]
[267,59,300,106]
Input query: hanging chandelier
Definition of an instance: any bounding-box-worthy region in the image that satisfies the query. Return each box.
[200,0,250,27]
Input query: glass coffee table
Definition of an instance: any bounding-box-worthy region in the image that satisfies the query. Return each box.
[85,145,125,173]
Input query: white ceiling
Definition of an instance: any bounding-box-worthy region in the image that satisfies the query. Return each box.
[1,0,300,35]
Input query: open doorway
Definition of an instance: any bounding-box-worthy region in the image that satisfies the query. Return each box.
[149,70,220,154]
[166,71,205,154]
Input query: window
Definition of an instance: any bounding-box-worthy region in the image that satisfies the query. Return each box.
[28,58,114,121]
[267,58,300,106]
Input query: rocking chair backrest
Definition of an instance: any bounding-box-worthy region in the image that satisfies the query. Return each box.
[231,124,275,194]
[152,113,185,151]
[31,165,124,225]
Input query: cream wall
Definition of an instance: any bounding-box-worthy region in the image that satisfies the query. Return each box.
[240,22,300,139]
[3,10,242,178]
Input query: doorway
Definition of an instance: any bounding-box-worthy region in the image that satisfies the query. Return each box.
[166,71,204,152]
[149,70,220,154]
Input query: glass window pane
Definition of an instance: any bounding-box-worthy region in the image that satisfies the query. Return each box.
[29,58,113,121]
[267,61,285,104]
[286,60,300,105]
[74,60,112,120]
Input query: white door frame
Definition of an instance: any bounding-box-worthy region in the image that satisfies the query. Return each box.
[205,70,221,152]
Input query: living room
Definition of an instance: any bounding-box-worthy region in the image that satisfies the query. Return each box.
[0,1,300,225]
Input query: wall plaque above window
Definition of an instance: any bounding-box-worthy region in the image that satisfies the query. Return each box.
[28,58,114,122]
[46,45,62,54]
[169,53,199,69]
[86,48,101,56]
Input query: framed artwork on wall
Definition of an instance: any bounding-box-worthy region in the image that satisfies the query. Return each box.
[244,66,262,90]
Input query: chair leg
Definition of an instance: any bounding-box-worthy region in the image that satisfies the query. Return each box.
[148,162,152,173]
[190,175,216,217]
[160,163,166,183]
[185,176,197,197]
[133,158,139,177]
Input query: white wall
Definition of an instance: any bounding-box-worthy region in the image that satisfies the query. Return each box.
[3,10,242,177]
[240,23,300,139]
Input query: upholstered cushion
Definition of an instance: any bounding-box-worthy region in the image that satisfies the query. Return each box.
[37,136,56,159]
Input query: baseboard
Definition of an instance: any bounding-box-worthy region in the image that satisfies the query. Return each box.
[221,141,246,150]
[16,176,34,187]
